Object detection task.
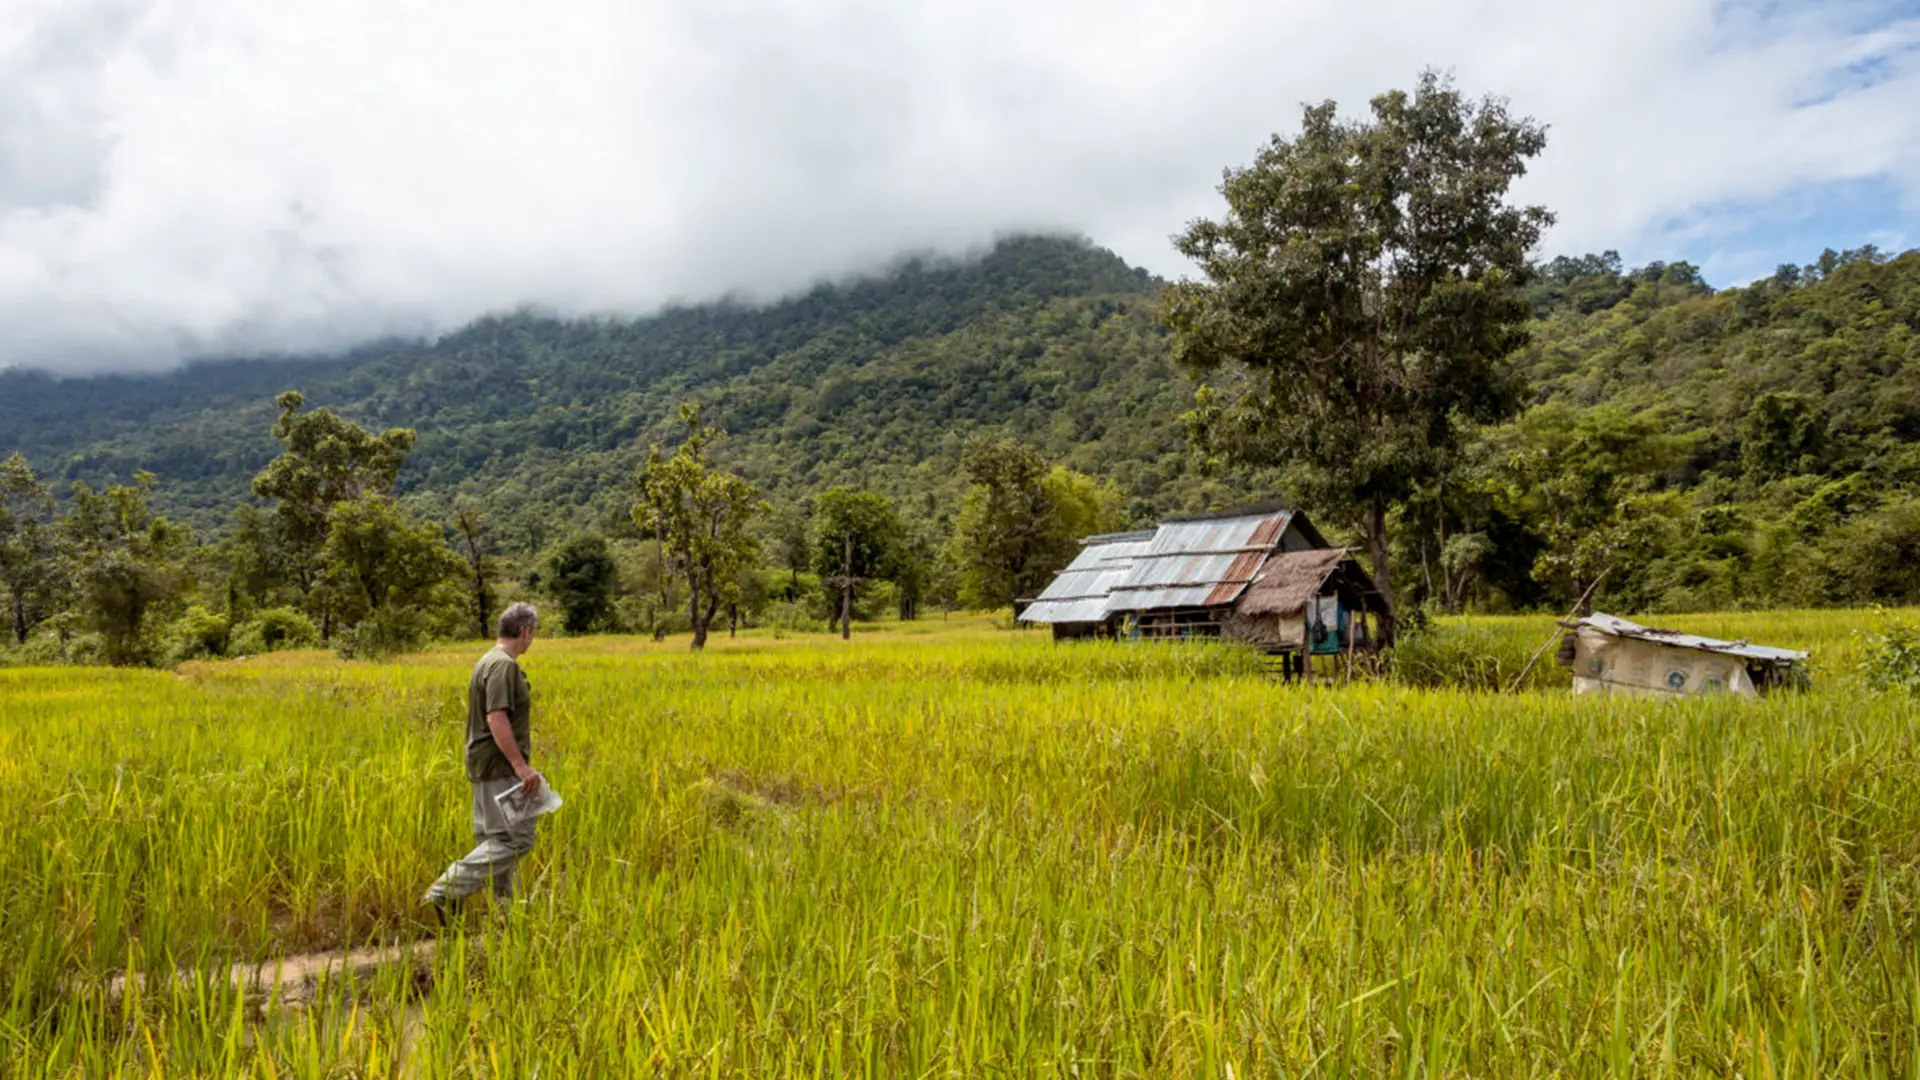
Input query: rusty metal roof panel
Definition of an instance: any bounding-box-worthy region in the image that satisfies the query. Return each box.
[1140,512,1290,557]
[1205,548,1270,606]
[1572,613,1809,663]
[1118,552,1245,589]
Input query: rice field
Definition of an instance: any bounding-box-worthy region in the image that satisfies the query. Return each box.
[5,610,1920,1077]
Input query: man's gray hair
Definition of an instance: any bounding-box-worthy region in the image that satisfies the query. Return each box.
[498,602,539,639]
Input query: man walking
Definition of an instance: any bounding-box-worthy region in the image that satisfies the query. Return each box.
[425,601,543,915]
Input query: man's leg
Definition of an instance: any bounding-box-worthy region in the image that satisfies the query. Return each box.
[490,814,539,900]
[424,779,528,904]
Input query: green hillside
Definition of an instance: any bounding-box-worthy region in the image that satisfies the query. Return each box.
[0,235,1273,551]
[4,236,1920,616]
[1454,245,1920,612]
[1524,247,1920,477]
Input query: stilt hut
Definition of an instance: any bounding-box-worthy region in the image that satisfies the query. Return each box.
[1225,548,1390,658]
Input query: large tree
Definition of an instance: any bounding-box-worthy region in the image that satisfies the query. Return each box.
[322,494,465,658]
[213,504,294,622]
[252,391,417,640]
[811,487,904,640]
[450,500,498,640]
[770,506,812,603]
[1163,71,1552,643]
[632,406,767,650]
[545,533,618,635]
[953,437,1115,615]
[62,472,194,666]
[0,453,62,645]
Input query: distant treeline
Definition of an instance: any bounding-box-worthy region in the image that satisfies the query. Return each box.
[0,391,1121,664]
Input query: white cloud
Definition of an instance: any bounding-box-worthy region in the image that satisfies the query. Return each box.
[1,0,1916,372]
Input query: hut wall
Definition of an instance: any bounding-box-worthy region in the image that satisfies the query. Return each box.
[1219,611,1306,652]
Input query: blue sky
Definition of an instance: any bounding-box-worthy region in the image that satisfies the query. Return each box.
[2,0,1918,371]
[1645,177,1915,287]
[1610,1,1920,285]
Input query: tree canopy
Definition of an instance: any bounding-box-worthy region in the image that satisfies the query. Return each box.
[1164,71,1551,640]
[632,407,768,650]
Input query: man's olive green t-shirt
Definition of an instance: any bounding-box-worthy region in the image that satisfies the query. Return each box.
[466,645,531,782]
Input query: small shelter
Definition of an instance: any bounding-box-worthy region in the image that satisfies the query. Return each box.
[1019,530,1155,641]
[1224,548,1390,656]
[1557,612,1807,697]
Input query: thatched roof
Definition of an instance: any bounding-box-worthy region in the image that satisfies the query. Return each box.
[1234,548,1352,617]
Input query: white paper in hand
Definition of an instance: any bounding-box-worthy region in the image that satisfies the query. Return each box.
[494,777,563,826]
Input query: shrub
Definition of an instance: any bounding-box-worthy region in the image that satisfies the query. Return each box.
[1835,500,1920,605]
[762,600,829,638]
[165,604,231,663]
[1855,620,1920,693]
[335,607,436,661]
[229,607,321,656]
[23,630,105,666]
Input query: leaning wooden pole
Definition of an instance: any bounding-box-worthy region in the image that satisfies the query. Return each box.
[1506,568,1612,695]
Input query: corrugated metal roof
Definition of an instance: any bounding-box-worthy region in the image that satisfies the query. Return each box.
[1106,511,1292,613]
[1034,569,1106,601]
[1019,531,1156,624]
[1572,613,1808,663]
[1024,511,1322,622]
[1120,552,1248,589]
[1021,598,1113,624]
[1107,585,1221,611]
[1139,513,1287,557]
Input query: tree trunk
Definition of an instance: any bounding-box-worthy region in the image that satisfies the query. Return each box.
[658,542,673,641]
[11,591,26,645]
[1419,542,1434,612]
[840,532,853,640]
[472,570,491,640]
[688,570,707,650]
[701,591,721,650]
[1447,569,1474,613]
[1363,503,1397,647]
[728,604,738,638]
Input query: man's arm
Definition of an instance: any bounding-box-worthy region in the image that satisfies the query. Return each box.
[485,709,541,795]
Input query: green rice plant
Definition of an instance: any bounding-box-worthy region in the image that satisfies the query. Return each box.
[4,610,1919,1076]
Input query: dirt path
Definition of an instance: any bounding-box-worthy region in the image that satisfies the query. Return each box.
[100,940,440,1007]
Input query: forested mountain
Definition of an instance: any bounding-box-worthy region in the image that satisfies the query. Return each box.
[1419,244,1920,613]
[5,235,1920,615]
[0,235,1265,551]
